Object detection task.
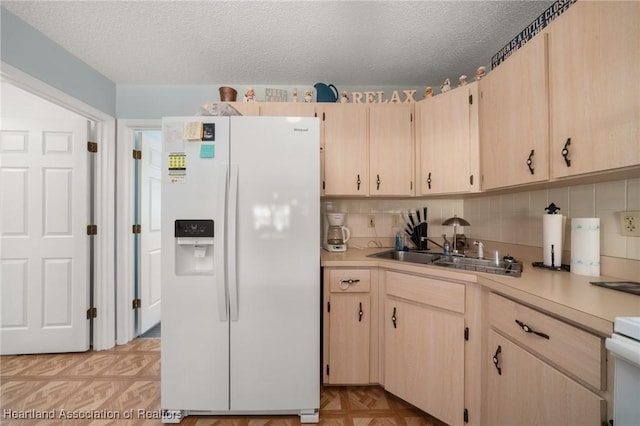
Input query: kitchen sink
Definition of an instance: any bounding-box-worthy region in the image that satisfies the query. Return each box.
[367,250,523,277]
[367,249,441,264]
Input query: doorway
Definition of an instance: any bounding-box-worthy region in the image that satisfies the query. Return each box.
[115,120,162,345]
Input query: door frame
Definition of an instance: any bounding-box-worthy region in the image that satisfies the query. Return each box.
[116,119,161,345]
[1,62,116,351]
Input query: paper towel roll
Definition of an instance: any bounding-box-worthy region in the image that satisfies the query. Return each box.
[543,214,565,267]
[571,218,600,276]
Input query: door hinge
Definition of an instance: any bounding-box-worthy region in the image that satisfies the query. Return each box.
[410,181,413,190]
[410,112,413,122]
[464,327,469,341]
[132,149,142,160]
[464,408,469,423]
[470,175,474,186]
[327,301,331,313]
[132,224,141,234]
[469,94,473,105]
[87,141,98,153]
[132,298,142,309]
[86,307,97,319]
[87,224,98,235]
[322,181,326,190]
[326,365,330,376]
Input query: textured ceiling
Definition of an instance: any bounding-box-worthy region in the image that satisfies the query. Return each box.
[2,1,553,87]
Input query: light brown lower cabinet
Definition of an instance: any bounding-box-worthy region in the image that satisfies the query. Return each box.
[486,330,605,426]
[384,272,466,426]
[323,268,373,385]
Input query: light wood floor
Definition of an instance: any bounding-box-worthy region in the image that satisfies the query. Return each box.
[0,338,446,425]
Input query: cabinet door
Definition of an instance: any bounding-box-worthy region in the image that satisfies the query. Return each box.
[369,104,414,196]
[385,298,464,426]
[486,330,604,426]
[327,294,370,384]
[479,33,549,190]
[228,102,261,116]
[321,104,369,196]
[548,1,640,177]
[417,83,479,195]
[259,102,316,117]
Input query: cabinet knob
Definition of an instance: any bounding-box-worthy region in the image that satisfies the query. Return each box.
[376,174,381,190]
[391,306,397,328]
[427,172,432,190]
[357,174,361,191]
[562,138,571,167]
[527,149,535,175]
[358,302,364,322]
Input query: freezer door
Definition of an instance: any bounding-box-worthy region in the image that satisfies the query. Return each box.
[161,117,231,411]
[228,116,320,411]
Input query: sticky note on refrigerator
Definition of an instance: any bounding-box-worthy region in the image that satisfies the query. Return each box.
[200,144,215,158]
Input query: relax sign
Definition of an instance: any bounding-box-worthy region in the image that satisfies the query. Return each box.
[350,89,417,104]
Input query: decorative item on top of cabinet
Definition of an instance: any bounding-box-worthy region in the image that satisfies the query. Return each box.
[416,81,479,195]
[369,103,414,196]
[440,78,451,93]
[323,268,373,385]
[479,32,549,190]
[243,87,256,102]
[548,0,640,178]
[304,90,313,103]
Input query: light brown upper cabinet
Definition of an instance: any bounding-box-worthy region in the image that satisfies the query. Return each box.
[479,33,549,190]
[417,82,479,195]
[319,103,369,196]
[547,1,640,178]
[369,103,415,196]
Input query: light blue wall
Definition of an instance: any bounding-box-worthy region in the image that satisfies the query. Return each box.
[0,8,116,116]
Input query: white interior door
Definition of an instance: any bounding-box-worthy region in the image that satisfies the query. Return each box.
[139,130,162,334]
[0,117,90,355]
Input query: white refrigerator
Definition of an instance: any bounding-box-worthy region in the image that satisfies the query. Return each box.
[160,116,320,423]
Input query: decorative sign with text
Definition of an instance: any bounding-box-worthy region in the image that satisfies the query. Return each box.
[350,89,417,104]
[491,0,577,69]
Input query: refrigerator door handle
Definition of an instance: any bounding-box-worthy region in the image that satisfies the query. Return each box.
[228,164,239,321]
[216,165,229,321]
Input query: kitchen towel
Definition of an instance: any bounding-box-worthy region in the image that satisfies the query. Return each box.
[543,214,566,267]
[571,218,600,276]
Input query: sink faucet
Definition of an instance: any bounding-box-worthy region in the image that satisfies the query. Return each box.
[425,234,451,254]
[474,240,484,259]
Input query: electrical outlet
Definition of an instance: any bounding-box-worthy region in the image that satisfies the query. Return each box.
[391,214,401,228]
[620,211,640,236]
[368,214,376,228]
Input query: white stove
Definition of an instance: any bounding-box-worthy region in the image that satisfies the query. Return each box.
[606,316,640,426]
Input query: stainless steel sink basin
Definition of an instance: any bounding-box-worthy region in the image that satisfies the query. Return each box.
[367,250,523,277]
[367,249,441,264]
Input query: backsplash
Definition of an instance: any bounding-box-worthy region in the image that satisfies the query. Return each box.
[323,177,640,260]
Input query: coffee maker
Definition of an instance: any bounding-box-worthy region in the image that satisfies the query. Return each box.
[323,212,350,252]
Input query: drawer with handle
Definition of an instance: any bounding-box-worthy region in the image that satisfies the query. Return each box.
[329,269,371,293]
[489,292,605,390]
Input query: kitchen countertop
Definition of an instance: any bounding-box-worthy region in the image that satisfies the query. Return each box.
[321,247,640,336]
